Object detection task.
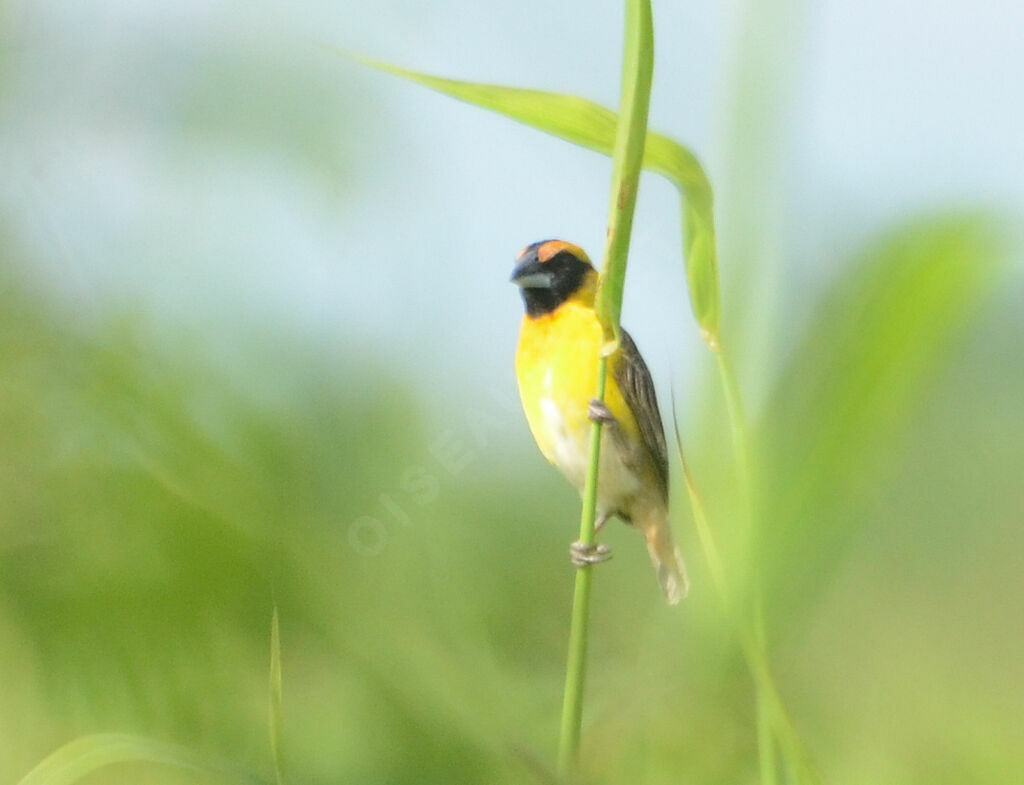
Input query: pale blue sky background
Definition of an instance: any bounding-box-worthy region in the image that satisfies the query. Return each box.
[2,0,1022,423]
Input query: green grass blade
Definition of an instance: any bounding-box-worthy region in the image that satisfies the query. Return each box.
[269,606,284,785]
[16,733,265,785]
[346,53,720,346]
[759,213,1009,618]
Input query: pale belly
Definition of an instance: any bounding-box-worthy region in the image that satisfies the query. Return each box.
[534,394,642,515]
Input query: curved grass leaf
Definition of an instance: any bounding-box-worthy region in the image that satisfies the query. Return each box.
[346,54,720,346]
[16,733,266,785]
[757,213,1009,619]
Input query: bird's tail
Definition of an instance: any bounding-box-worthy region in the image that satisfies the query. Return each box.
[641,511,689,605]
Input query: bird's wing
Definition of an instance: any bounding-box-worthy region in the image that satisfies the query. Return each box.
[614,329,669,495]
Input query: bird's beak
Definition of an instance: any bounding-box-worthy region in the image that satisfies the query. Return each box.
[510,254,553,289]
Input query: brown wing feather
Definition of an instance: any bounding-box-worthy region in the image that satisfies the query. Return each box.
[614,329,669,496]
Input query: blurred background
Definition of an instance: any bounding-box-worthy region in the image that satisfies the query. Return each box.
[1,1,1022,783]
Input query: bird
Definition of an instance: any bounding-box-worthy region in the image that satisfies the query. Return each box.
[511,239,688,604]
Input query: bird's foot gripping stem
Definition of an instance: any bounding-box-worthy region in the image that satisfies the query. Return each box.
[570,540,612,567]
[587,398,616,425]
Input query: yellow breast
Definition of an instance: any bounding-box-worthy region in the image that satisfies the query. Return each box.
[515,302,641,487]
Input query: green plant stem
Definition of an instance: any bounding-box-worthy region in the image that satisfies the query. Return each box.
[269,606,284,785]
[684,355,817,784]
[755,599,778,785]
[711,340,765,775]
[680,447,800,782]
[712,344,774,778]
[712,346,751,511]
[557,0,653,777]
[557,356,608,775]
[758,691,778,785]
[595,0,655,339]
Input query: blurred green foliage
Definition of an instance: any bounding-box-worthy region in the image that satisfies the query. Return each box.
[3,4,1024,785]
[758,215,1008,624]
[4,205,1023,784]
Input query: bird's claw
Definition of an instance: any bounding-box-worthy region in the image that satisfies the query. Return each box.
[588,398,616,424]
[570,540,612,567]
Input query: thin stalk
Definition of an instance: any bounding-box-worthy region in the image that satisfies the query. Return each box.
[557,357,608,775]
[714,343,780,780]
[758,693,778,785]
[677,378,817,784]
[716,0,815,773]
[269,606,284,785]
[594,0,655,338]
[557,0,653,776]
[754,600,778,785]
[712,346,751,510]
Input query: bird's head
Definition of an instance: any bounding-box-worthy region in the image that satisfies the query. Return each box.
[510,240,597,318]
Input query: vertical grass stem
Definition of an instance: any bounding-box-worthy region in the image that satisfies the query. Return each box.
[557,0,653,776]
[557,357,608,775]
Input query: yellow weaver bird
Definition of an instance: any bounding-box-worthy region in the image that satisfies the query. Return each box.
[511,240,688,604]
